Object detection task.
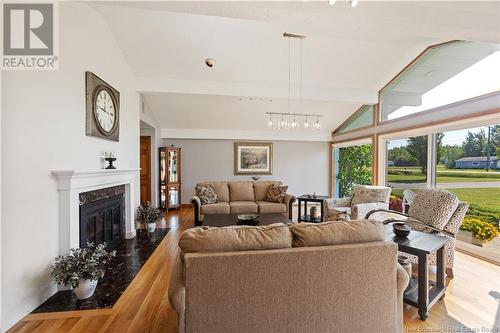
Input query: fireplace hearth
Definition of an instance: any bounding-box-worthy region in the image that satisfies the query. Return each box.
[79,185,125,250]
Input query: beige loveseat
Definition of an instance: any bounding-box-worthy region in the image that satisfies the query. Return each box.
[169,220,409,333]
[191,181,296,225]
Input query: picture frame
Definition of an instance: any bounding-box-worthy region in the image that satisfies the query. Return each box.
[234,142,273,175]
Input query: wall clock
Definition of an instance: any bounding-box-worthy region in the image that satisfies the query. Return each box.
[85,71,120,141]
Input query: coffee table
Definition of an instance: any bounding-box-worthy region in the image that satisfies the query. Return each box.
[385,226,448,321]
[203,213,291,227]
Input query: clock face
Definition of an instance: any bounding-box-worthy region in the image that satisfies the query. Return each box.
[94,88,116,134]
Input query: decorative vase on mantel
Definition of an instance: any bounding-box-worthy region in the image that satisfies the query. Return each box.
[102,152,117,169]
[105,157,117,169]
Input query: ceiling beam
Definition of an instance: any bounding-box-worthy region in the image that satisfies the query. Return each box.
[136,77,378,104]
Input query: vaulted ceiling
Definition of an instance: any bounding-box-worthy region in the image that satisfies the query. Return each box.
[91,1,500,141]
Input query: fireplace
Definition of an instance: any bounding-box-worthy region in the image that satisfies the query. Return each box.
[79,185,125,250]
[52,168,139,256]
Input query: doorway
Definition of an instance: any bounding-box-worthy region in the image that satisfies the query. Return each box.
[140,136,152,205]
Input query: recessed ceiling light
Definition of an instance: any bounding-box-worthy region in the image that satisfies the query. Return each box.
[351,0,359,7]
[205,58,215,68]
[329,0,336,5]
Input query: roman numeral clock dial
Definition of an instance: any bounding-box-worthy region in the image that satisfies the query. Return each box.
[95,89,115,132]
[85,72,120,141]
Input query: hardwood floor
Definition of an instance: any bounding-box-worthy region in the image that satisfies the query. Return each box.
[8,207,500,332]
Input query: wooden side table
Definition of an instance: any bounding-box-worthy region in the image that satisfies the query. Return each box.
[385,226,448,320]
[297,195,330,222]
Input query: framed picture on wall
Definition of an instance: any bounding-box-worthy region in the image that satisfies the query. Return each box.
[234,142,273,175]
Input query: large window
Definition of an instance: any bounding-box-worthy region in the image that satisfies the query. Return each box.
[436,125,500,229]
[382,122,500,260]
[333,141,372,198]
[386,135,428,195]
[380,41,500,121]
[335,105,374,134]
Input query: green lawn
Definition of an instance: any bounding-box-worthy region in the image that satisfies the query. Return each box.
[386,166,500,225]
[390,187,500,226]
[447,188,500,212]
[388,167,500,183]
[387,174,426,183]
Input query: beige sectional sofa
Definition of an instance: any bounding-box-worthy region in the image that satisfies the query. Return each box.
[191,181,296,225]
[169,219,409,333]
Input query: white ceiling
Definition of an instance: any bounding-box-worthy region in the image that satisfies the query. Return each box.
[91,1,500,141]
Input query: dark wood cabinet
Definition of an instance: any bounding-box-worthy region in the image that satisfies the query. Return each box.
[159,147,181,209]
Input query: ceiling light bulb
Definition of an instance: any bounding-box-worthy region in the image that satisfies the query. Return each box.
[281,116,285,127]
[304,117,309,128]
[292,117,297,128]
[316,118,321,129]
[268,116,273,127]
[329,0,336,5]
[350,0,359,7]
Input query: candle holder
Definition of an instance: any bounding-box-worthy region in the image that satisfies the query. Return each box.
[105,157,116,169]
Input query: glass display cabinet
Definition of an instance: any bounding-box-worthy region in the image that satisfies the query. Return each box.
[159,146,181,209]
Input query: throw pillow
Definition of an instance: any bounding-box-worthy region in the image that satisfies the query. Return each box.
[265,184,288,203]
[195,184,218,205]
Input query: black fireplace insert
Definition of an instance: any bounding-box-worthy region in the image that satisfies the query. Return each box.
[79,186,125,250]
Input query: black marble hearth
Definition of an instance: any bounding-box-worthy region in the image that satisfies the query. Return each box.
[32,228,169,313]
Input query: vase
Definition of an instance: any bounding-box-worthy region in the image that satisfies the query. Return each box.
[147,222,156,233]
[73,279,98,300]
[309,206,318,221]
[397,255,412,279]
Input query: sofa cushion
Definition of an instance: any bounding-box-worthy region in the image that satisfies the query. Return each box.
[290,219,385,247]
[254,181,282,201]
[408,189,459,229]
[265,184,288,203]
[351,186,391,205]
[179,223,292,259]
[229,181,255,202]
[256,201,286,214]
[195,184,217,205]
[197,182,230,203]
[229,201,258,214]
[200,202,230,215]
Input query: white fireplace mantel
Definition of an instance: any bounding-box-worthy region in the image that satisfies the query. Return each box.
[51,169,140,255]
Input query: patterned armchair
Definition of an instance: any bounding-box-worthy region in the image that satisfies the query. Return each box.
[366,189,469,278]
[323,185,392,221]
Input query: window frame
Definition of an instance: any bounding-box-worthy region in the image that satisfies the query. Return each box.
[377,114,499,190]
[331,136,375,198]
[334,105,376,135]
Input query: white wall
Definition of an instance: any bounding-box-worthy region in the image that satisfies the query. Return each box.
[163,139,331,204]
[140,97,162,207]
[1,3,140,330]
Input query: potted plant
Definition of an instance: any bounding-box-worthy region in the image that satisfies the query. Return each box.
[50,243,116,299]
[458,217,499,247]
[136,202,161,233]
[389,195,403,212]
